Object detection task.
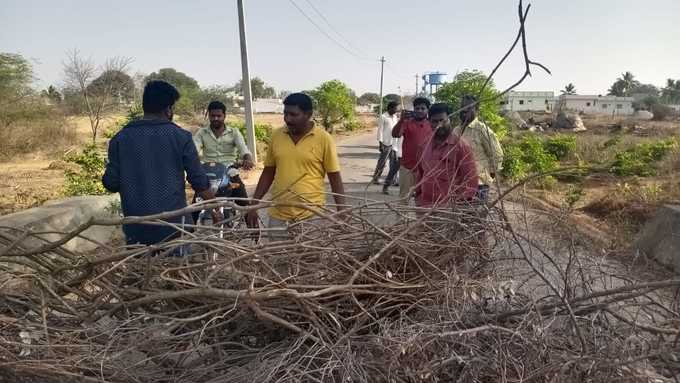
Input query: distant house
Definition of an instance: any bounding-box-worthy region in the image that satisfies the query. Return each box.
[501,91,555,112]
[253,98,283,114]
[556,94,634,116]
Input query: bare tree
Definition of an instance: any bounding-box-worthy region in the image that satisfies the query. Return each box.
[63,50,132,143]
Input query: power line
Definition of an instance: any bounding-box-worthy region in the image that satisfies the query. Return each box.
[288,0,373,62]
[301,0,370,59]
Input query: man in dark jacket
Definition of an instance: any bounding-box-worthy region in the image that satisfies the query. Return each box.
[102,80,215,246]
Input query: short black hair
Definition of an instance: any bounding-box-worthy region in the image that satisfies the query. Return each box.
[207,100,226,113]
[413,97,431,108]
[143,80,180,114]
[387,101,399,109]
[429,103,452,117]
[461,94,479,110]
[283,92,314,113]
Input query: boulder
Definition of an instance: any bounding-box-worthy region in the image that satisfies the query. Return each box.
[554,111,587,132]
[634,110,654,120]
[503,111,528,130]
[635,205,680,273]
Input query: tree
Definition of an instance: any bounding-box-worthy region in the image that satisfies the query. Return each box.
[357,92,380,106]
[0,52,33,104]
[309,80,356,133]
[434,70,506,136]
[87,70,135,105]
[63,50,132,143]
[233,77,277,99]
[144,68,200,92]
[561,83,576,95]
[608,71,640,97]
[144,68,202,115]
[196,85,237,112]
[662,79,680,103]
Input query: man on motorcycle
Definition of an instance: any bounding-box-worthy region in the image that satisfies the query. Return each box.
[193,101,255,206]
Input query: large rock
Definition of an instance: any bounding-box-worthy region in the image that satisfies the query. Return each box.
[503,111,528,130]
[634,110,654,120]
[635,205,680,273]
[554,111,586,132]
[0,195,122,254]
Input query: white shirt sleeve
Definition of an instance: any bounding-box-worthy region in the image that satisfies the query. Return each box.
[377,115,384,143]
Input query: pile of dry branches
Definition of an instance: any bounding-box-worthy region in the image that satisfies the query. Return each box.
[1,197,679,382]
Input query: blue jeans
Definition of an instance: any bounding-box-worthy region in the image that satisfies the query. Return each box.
[477,184,490,203]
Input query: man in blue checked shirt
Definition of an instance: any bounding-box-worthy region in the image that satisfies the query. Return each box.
[102,80,216,246]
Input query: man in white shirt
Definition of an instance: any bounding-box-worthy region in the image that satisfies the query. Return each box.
[371,101,400,194]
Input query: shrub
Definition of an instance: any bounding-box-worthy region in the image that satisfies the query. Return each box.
[232,120,272,143]
[544,134,576,160]
[343,119,365,132]
[651,103,675,121]
[104,103,143,139]
[610,138,677,176]
[501,134,558,182]
[63,144,109,196]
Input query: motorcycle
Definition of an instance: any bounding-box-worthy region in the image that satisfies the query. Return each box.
[192,161,245,232]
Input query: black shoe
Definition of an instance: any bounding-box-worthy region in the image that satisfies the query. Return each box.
[382,187,390,195]
[371,178,381,185]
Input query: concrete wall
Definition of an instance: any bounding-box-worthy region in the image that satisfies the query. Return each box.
[0,195,123,254]
[253,98,283,114]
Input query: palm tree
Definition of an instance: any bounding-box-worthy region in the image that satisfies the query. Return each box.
[662,79,680,103]
[561,83,576,95]
[618,71,639,96]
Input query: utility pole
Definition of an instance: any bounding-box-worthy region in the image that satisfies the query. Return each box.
[237,0,257,162]
[415,74,419,96]
[378,56,385,118]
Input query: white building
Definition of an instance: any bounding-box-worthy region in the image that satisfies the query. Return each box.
[252,98,283,114]
[501,91,555,112]
[556,95,635,116]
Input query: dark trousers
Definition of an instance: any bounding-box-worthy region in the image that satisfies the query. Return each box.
[373,143,398,183]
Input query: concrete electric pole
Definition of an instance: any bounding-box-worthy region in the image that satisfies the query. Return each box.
[378,56,385,118]
[237,0,257,162]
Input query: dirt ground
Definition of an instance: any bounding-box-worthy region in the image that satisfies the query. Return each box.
[0,113,377,215]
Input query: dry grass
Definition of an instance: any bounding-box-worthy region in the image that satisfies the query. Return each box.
[0,109,79,161]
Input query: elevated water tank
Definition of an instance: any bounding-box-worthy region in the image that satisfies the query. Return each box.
[425,72,447,85]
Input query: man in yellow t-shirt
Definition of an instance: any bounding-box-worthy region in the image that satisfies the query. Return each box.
[245,93,347,229]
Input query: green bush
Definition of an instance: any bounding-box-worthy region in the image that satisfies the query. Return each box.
[232,120,272,143]
[343,119,365,132]
[501,134,558,181]
[544,134,576,160]
[63,144,109,196]
[610,138,678,176]
[104,103,143,139]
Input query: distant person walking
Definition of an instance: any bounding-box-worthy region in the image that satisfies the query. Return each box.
[102,80,215,247]
[391,97,432,199]
[453,95,504,202]
[246,93,347,231]
[371,101,400,194]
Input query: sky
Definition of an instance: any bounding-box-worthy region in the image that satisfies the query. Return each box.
[2,0,679,96]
